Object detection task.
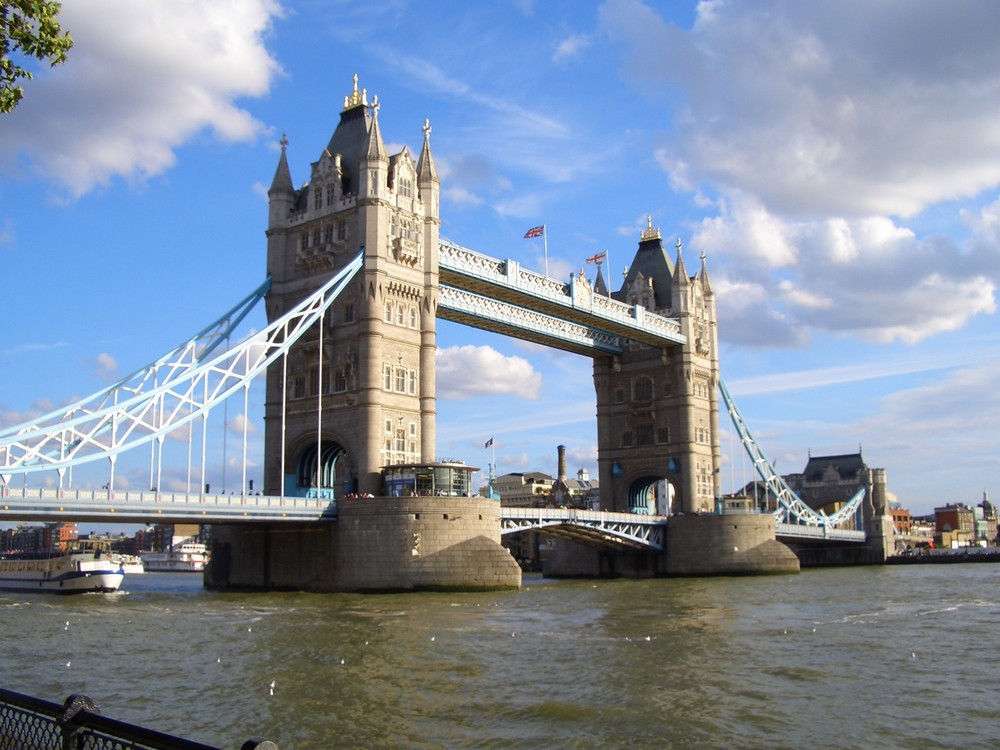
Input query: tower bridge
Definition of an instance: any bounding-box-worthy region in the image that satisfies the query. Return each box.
[0,76,893,590]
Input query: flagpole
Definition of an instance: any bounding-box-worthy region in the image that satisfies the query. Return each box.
[543,225,549,278]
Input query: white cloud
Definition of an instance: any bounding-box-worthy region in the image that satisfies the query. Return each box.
[605,0,1000,218]
[0,0,284,198]
[694,196,997,347]
[553,33,591,65]
[601,0,1000,346]
[436,345,542,399]
[227,412,259,436]
[92,352,119,383]
[443,186,485,208]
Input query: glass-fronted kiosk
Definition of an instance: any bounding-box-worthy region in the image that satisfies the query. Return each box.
[382,462,479,497]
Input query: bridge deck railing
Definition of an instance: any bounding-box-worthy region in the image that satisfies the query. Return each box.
[775,522,866,541]
[0,486,336,522]
[439,240,684,342]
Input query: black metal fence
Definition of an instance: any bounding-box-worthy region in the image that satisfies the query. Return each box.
[0,687,277,750]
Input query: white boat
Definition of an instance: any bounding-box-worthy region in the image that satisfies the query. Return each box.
[141,541,209,573]
[0,549,124,594]
[117,554,146,574]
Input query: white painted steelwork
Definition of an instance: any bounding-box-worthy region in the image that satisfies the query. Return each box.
[0,486,336,524]
[0,252,363,482]
[500,507,667,550]
[439,239,686,348]
[439,286,624,355]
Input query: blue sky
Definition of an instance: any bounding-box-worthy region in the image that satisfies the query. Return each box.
[1,0,998,518]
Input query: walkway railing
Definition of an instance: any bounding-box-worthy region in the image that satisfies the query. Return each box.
[439,239,685,347]
[0,687,277,750]
[0,487,336,524]
[500,507,667,550]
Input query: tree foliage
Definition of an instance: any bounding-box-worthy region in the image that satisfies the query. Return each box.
[1,0,73,113]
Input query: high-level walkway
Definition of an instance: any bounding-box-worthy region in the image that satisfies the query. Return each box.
[438,239,685,355]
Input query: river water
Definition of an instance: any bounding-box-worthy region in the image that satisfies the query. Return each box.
[1,565,997,749]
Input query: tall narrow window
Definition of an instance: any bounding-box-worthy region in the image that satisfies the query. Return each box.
[634,377,653,401]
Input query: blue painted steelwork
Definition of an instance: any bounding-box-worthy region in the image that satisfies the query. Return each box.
[719,377,865,537]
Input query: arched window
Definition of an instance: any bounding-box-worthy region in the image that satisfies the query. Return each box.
[634,377,653,401]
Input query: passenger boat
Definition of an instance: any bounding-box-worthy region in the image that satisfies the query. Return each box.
[141,542,209,573]
[117,554,146,574]
[0,548,124,594]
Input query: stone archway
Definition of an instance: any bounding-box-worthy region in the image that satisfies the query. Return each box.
[626,475,675,515]
[295,441,351,498]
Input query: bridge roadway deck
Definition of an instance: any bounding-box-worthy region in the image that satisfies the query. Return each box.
[0,488,866,545]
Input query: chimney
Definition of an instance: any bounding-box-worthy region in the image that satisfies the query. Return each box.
[557,445,567,483]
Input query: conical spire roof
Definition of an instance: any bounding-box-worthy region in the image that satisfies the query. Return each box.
[672,237,689,287]
[364,100,387,162]
[613,216,675,309]
[699,249,713,295]
[417,118,438,182]
[268,133,294,195]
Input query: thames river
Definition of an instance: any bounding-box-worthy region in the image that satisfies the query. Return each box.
[1,564,997,749]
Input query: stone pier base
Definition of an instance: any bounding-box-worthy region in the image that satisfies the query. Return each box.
[205,496,522,592]
[665,513,799,576]
[540,513,799,579]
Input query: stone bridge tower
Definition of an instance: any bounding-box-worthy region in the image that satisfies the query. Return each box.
[594,219,721,515]
[262,76,440,497]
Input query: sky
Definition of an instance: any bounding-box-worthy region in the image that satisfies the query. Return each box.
[1,0,999,520]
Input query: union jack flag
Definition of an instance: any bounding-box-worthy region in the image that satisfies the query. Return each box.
[585,252,606,264]
[523,225,544,239]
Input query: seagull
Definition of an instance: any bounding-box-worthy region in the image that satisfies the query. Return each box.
[64,621,69,631]
[340,658,345,665]
[430,636,435,642]
[247,627,252,633]
[911,651,916,659]
[269,680,275,696]
[216,657,221,663]
[65,661,71,668]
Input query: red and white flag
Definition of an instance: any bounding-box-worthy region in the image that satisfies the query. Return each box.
[585,252,606,264]
[523,225,544,239]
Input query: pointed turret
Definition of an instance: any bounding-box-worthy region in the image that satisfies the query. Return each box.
[593,264,609,296]
[417,118,438,184]
[364,98,387,162]
[269,133,294,197]
[672,237,689,287]
[699,249,713,296]
[268,133,295,229]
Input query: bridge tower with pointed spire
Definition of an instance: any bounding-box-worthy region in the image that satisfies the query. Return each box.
[262,75,441,498]
[594,218,722,516]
